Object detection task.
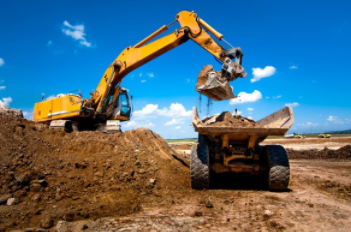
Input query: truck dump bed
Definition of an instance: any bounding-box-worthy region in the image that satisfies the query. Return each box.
[192,107,294,140]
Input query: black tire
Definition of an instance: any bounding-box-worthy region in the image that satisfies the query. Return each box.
[263,145,290,191]
[190,135,210,189]
[63,121,73,133]
[72,123,79,132]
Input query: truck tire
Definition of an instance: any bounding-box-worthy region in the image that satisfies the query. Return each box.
[190,135,210,189]
[263,145,290,191]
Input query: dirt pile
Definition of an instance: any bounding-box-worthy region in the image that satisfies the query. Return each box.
[204,111,262,128]
[0,114,189,231]
[287,145,351,159]
[0,107,23,118]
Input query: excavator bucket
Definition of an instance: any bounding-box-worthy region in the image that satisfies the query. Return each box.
[195,65,235,101]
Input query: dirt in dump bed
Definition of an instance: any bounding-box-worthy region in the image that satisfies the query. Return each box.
[0,114,189,231]
[204,111,263,128]
[287,145,351,160]
[196,65,227,88]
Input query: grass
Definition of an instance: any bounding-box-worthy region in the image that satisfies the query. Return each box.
[166,138,197,143]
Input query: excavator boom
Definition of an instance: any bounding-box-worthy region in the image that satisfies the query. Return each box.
[91,11,246,116]
[34,11,247,132]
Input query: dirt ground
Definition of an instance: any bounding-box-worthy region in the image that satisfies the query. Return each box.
[263,137,351,150]
[0,113,351,231]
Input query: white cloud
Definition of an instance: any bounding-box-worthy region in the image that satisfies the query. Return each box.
[165,118,184,126]
[141,80,146,83]
[230,90,262,105]
[0,97,12,108]
[129,103,191,130]
[175,126,181,130]
[327,116,336,121]
[273,95,281,99]
[247,107,254,111]
[134,103,191,118]
[289,65,298,69]
[139,73,143,77]
[306,122,318,126]
[251,66,276,83]
[45,93,65,100]
[285,102,299,107]
[232,110,243,115]
[47,40,53,46]
[62,20,92,47]
[298,122,318,127]
[248,116,253,120]
[0,86,5,90]
[186,79,191,83]
[144,122,154,127]
[23,111,33,120]
[0,58,4,66]
[124,120,137,128]
[326,116,344,124]
[124,120,155,129]
[147,73,154,78]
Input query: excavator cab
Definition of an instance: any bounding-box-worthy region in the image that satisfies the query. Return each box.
[109,88,132,121]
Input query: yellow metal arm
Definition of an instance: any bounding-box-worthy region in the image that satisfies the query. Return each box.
[91,11,244,115]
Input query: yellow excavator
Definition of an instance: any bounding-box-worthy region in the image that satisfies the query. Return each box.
[33,11,246,132]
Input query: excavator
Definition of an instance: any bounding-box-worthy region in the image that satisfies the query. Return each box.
[33,11,247,132]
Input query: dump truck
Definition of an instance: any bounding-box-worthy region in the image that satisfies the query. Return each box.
[284,133,305,139]
[33,11,246,132]
[318,132,331,138]
[191,107,294,191]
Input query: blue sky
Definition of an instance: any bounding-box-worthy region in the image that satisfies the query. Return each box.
[0,0,350,138]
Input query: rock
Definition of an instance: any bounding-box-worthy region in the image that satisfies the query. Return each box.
[13,189,27,199]
[194,211,203,217]
[149,179,156,185]
[206,199,214,208]
[75,162,88,169]
[263,209,274,219]
[40,216,54,229]
[94,172,103,177]
[0,194,12,205]
[31,193,41,202]
[62,212,74,222]
[30,183,42,192]
[7,198,19,205]
[16,173,31,185]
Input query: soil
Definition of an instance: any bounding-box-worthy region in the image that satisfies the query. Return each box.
[287,145,351,160]
[1,113,351,231]
[169,143,193,151]
[196,65,221,88]
[0,114,189,231]
[204,111,262,128]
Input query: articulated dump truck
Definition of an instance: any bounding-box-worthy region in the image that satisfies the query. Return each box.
[191,107,294,191]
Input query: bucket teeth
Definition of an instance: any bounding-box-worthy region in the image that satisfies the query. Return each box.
[196,65,235,101]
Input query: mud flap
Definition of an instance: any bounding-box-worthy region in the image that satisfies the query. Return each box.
[196,65,235,101]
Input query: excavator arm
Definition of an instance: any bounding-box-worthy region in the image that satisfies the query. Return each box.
[90,11,246,117]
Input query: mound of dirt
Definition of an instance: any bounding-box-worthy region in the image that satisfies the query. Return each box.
[204,112,262,128]
[0,107,23,118]
[0,114,189,230]
[287,145,351,159]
